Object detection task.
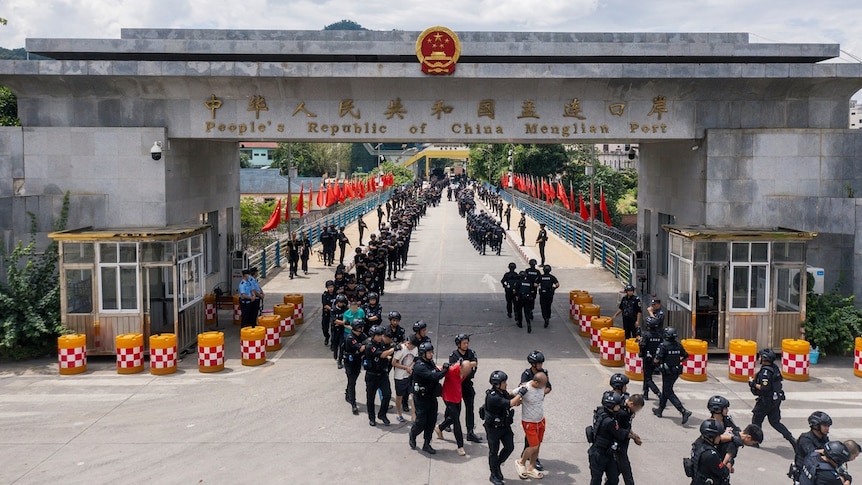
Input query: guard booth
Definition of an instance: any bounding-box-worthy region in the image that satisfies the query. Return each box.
[661,226,816,353]
[49,225,210,356]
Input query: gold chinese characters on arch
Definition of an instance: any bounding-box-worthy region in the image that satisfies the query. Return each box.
[201,94,675,138]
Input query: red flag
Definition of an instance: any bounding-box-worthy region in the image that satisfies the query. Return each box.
[600,188,613,227]
[261,199,282,232]
[501,172,507,188]
[337,181,346,203]
[325,182,336,207]
[359,179,366,199]
[557,182,567,208]
[316,182,325,208]
[569,181,576,214]
[295,182,304,218]
[546,178,555,205]
[308,181,313,212]
[579,193,589,221]
[344,180,354,200]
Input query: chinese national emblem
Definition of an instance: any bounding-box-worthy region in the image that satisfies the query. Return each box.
[416,26,461,75]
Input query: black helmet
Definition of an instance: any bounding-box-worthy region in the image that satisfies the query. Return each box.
[529,259,537,267]
[325,280,335,287]
[624,284,635,292]
[527,350,545,365]
[356,285,367,292]
[418,342,434,356]
[609,373,630,390]
[700,419,726,440]
[823,441,851,466]
[413,320,427,332]
[388,311,401,320]
[707,395,731,414]
[601,390,623,409]
[455,333,470,346]
[335,294,348,304]
[519,271,526,277]
[759,348,777,363]
[663,327,678,340]
[508,262,517,270]
[367,292,379,301]
[363,271,373,279]
[646,317,660,330]
[808,411,833,428]
[489,370,508,386]
[543,265,552,273]
[350,318,366,330]
[370,325,385,336]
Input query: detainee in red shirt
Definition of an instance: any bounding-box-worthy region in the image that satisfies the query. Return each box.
[435,359,477,456]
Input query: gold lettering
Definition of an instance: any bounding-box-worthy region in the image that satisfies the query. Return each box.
[205,121,215,132]
[477,99,495,119]
[247,95,268,120]
[339,99,361,119]
[608,103,625,116]
[517,100,540,119]
[431,100,454,119]
[384,97,407,120]
[647,96,668,120]
[524,123,538,134]
[563,98,587,120]
[308,122,319,133]
[292,102,317,118]
[204,94,223,119]
[277,124,285,132]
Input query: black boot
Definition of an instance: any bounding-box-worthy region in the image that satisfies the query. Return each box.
[466,430,483,443]
[652,407,664,418]
[681,408,692,425]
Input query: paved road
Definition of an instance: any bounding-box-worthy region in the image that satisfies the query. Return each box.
[2,194,861,484]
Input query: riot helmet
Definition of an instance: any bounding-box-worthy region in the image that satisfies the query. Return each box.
[528,259,537,267]
[335,294,348,304]
[707,395,731,414]
[601,390,623,409]
[609,373,630,391]
[700,419,726,441]
[370,325,385,336]
[527,350,546,365]
[543,265,552,273]
[823,441,851,466]
[388,311,402,321]
[808,411,833,429]
[367,292,379,301]
[663,327,678,340]
[350,318,366,330]
[413,320,427,333]
[508,262,517,270]
[489,370,508,386]
[418,342,434,357]
[455,333,470,346]
[325,280,335,288]
[759,348,777,363]
[624,284,635,292]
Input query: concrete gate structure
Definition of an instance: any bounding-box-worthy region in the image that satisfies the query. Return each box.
[1,28,861,351]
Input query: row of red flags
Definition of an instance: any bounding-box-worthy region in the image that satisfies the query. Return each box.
[262,173,395,232]
[502,173,612,227]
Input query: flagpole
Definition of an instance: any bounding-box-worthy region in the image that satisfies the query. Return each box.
[588,145,596,264]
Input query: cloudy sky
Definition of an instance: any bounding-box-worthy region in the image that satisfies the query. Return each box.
[1,0,860,57]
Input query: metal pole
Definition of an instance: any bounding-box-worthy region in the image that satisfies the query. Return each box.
[589,146,596,264]
[287,143,292,234]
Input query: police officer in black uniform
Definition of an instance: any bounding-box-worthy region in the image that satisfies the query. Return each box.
[483,370,526,485]
[688,419,731,485]
[535,222,548,266]
[799,441,852,485]
[749,348,797,450]
[409,342,449,454]
[386,311,406,344]
[364,325,395,426]
[612,285,642,339]
[330,294,349,368]
[588,391,630,485]
[514,272,537,333]
[793,411,833,480]
[537,265,559,328]
[501,262,521,319]
[638,304,663,401]
[412,319,431,344]
[449,333,482,443]
[343,319,366,415]
[518,212,527,246]
[652,326,693,424]
[320,280,336,347]
[707,395,763,473]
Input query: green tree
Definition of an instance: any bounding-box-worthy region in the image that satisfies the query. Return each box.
[803,290,862,356]
[0,86,20,126]
[378,160,414,186]
[512,144,569,179]
[0,193,70,361]
[240,197,279,251]
[239,152,252,168]
[271,142,351,177]
[323,20,367,31]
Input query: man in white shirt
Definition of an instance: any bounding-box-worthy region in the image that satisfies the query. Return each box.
[515,372,547,480]
[392,335,419,423]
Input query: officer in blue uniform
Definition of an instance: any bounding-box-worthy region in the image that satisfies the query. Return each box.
[238,270,257,327]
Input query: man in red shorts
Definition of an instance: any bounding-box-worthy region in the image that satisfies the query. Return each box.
[515,372,548,479]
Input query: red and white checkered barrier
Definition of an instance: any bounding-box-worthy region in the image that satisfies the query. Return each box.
[281,315,295,335]
[728,353,757,381]
[295,303,304,322]
[241,339,266,363]
[150,346,177,369]
[782,351,809,378]
[589,325,603,351]
[205,301,217,324]
[625,350,643,379]
[684,353,708,379]
[116,345,143,370]
[233,304,242,324]
[198,345,224,368]
[569,300,576,320]
[854,345,862,378]
[264,325,282,352]
[600,339,624,366]
[58,346,87,371]
[579,314,593,336]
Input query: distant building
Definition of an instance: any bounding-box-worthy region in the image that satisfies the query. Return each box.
[239,142,278,166]
[240,168,323,210]
[594,143,638,170]
[851,100,861,129]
